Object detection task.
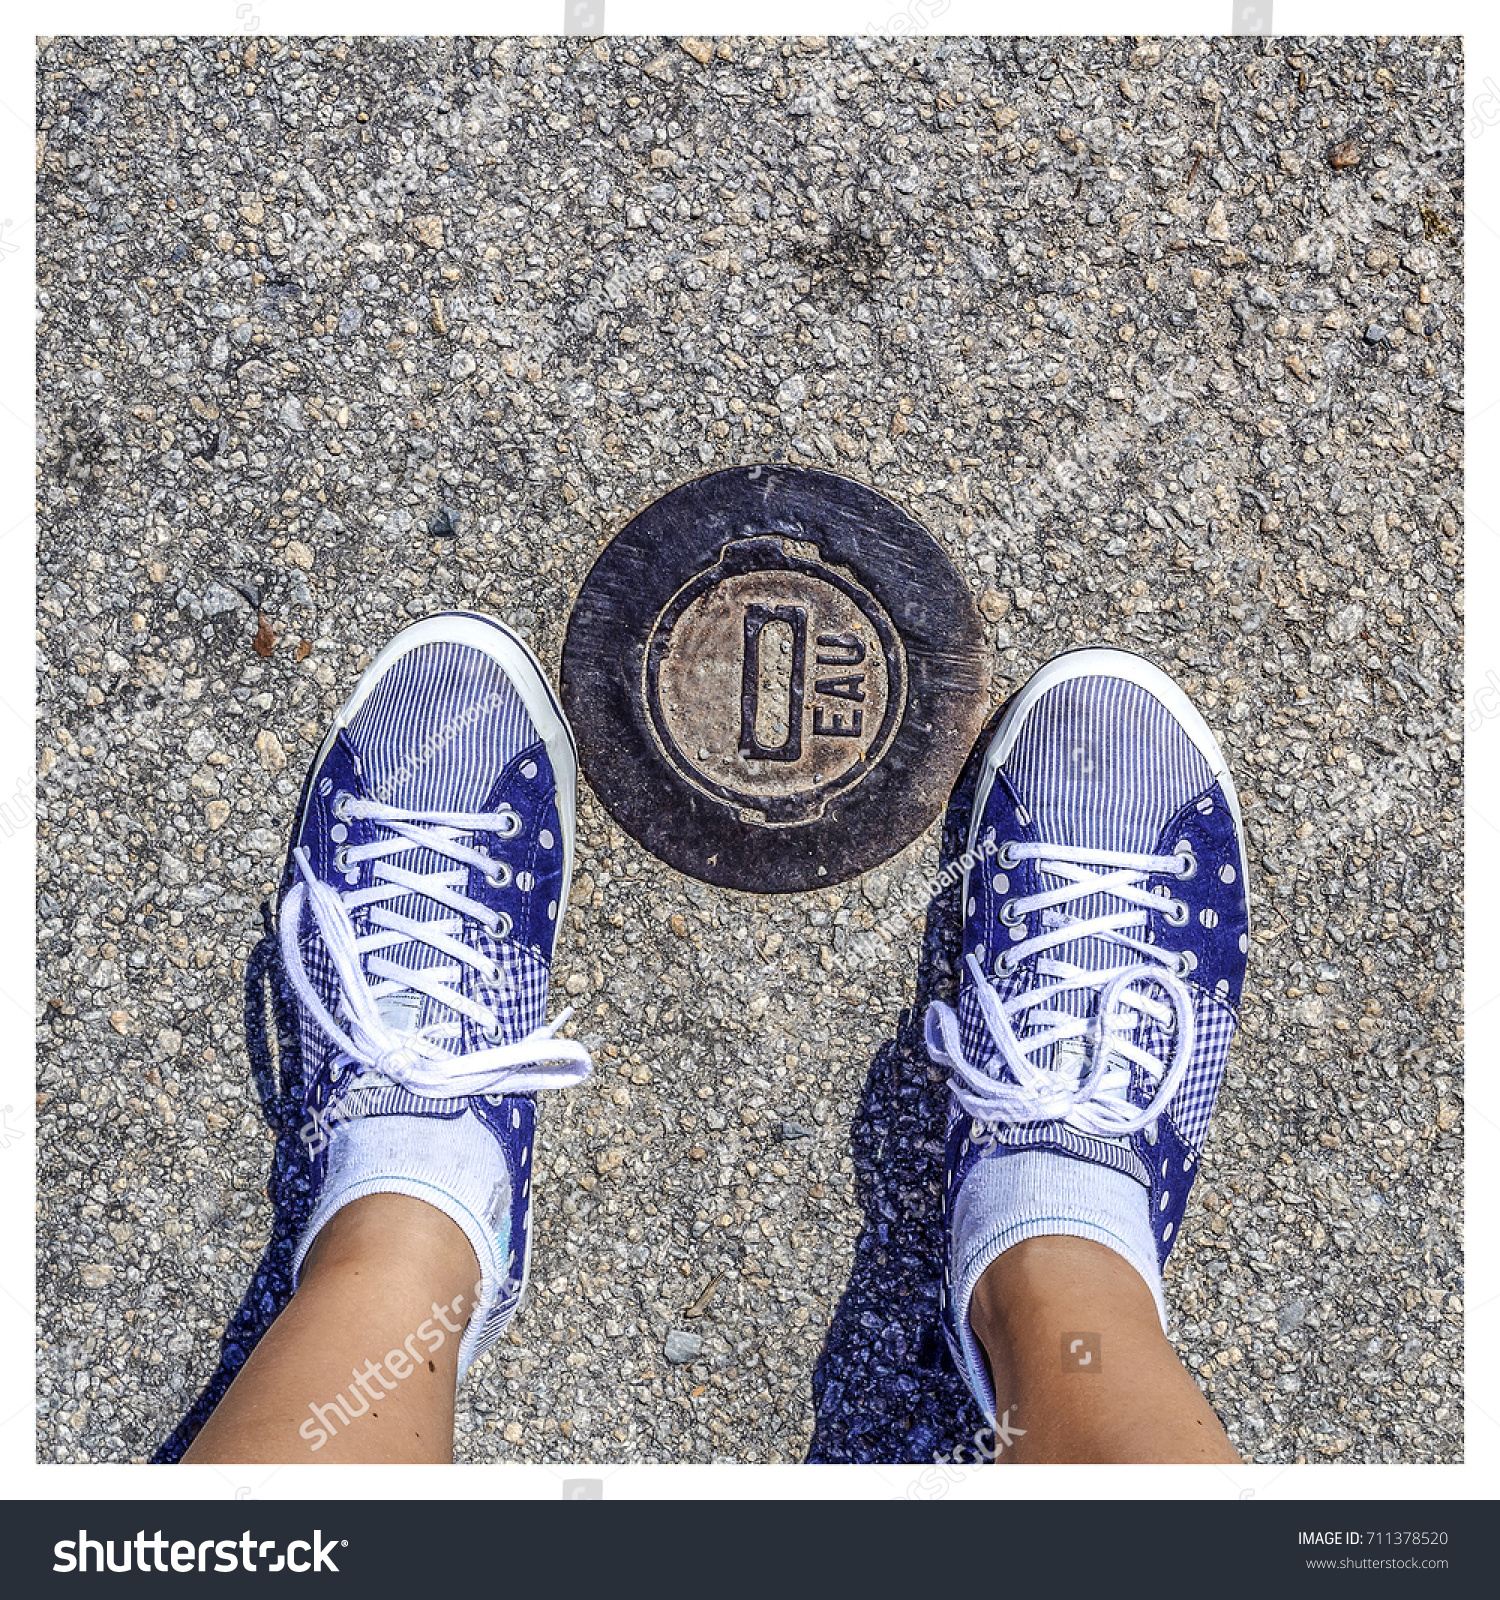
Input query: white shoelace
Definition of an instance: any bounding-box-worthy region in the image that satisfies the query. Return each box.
[280,796,591,1099]
[925,840,1196,1137]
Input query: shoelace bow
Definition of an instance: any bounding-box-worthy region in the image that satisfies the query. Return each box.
[280,795,591,1099]
[925,840,1196,1137]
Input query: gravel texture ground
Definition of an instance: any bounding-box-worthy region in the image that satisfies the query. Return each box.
[36,34,1462,1468]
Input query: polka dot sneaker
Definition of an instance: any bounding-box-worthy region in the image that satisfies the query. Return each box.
[925,648,1249,1424]
[279,613,592,1377]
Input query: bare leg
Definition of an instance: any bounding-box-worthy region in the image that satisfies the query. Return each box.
[969,1236,1240,1464]
[183,1194,479,1464]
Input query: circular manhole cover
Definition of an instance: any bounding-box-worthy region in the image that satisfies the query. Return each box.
[562,465,992,893]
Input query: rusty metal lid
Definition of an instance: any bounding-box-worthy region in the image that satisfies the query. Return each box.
[561,465,992,893]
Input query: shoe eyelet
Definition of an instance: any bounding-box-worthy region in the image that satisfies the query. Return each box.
[1175,842,1197,880]
[1163,898,1189,927]
[333,845,352,872]
[493,912,514,940]
[1175,950,1197,977]
[996,839,1021,868]
[484,860,513,889]
[1144,1122,1158,1145]
[999,899,1023,927]
[496,811,523,840]
[333,790,354,821]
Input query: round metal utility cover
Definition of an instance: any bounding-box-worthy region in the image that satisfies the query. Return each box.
[561,465,992,893]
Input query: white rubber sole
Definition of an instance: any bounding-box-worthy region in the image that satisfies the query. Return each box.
[315,611,578,964]
[964,647,1247,900]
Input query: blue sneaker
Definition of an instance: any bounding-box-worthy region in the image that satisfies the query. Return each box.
[279,613,591,1376]
[925,649,1249,1424]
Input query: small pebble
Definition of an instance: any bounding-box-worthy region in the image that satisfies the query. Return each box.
[664,1331,703,1364]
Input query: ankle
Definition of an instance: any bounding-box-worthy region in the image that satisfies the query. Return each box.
[302,1192,480,1290]
[970,1235,1159,1354]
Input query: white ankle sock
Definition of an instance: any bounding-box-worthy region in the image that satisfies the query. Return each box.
[949,1148,1166,1424]
[292,1111,512,1376]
